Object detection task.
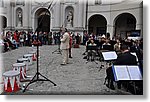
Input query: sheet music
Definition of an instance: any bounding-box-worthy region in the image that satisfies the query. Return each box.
[102,51,117,61]
[127,66,142,80]
[113,66,130,81]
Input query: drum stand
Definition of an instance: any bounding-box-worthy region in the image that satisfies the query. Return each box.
[23,1,56,92]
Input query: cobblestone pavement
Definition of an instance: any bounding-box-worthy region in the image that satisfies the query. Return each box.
[1,45,132,95]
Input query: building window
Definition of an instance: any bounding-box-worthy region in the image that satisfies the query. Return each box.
[95,0,101,5]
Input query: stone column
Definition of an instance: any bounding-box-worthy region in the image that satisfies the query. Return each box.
[73,5,78,28]
[107,24,114,39]
[55,0,60,28]
[136,24,143,37]
[6,1,12,28]
[78,0,83,28]
[28,0,32,31]
[5,0,15,31]
[23,0,29,30]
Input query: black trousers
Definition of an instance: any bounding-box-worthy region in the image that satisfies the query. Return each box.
[69,47,72,57]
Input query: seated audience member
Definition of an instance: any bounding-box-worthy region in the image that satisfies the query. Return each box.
[11,37,18,49]
[3,37,11,52]
[105,44,137,90]
[0,38,4,52]
[32,39,41,46]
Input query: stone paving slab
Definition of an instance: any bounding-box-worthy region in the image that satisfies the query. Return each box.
[1,45,131,95]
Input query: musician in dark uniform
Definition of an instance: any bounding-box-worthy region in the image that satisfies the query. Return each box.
[87,39,97,61]
[105,44,137,90]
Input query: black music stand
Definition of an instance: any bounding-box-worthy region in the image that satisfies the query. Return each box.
[102,45,114,51]
[99,51,117,71]
[99,45,114,70]
[23,1,56,92]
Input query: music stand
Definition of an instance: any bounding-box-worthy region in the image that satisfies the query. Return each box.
[23,1,56,92]
[99,51,117,71]
[102,45,114,51]
[112,65,142,94]
[99,45,114,70]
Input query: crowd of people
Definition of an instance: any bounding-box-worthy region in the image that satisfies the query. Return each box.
[0,30,82,53]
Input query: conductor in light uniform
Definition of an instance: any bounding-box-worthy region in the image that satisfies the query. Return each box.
[60,28,70,65]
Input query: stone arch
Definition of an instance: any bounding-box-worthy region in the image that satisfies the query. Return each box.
[113,13,137,39]
[34,8,51,32]
[0,15,7,31]
[88,14,107,35]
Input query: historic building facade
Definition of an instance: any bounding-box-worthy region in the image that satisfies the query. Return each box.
[0,0,143,39]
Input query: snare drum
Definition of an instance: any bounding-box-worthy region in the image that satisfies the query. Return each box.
[12,63,26,81]
[17,58,29,70]
[3,70,20,92]
[23,54,33,65]
[29,51,37,61]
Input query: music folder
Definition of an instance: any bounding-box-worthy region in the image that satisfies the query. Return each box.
[101,51,117,61]
[112,65,142,81]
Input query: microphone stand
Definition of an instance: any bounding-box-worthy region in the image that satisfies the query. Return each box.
[23,1,56,92]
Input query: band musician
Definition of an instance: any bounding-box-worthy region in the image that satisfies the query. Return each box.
[105,44,137,90]
[86,39,97,61]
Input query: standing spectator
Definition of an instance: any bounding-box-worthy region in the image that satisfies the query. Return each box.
[19,32,25,47]
[43,32,47,45]
[75,33,80,44]
[13,30,19,47]
[38,31,43,46]
[83,32,89,45]
[69,32,73,58]
[48,32,52,45]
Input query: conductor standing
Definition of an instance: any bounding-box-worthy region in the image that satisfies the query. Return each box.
[60,28,70,65]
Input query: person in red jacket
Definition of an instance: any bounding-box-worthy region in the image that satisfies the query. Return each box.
[68,32,73,58]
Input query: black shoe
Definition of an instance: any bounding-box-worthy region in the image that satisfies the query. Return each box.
[106,84,115,90]
[69,56,72,58]
[60,63,66,65]
[91,59,94,61]
[82,53,86,55]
